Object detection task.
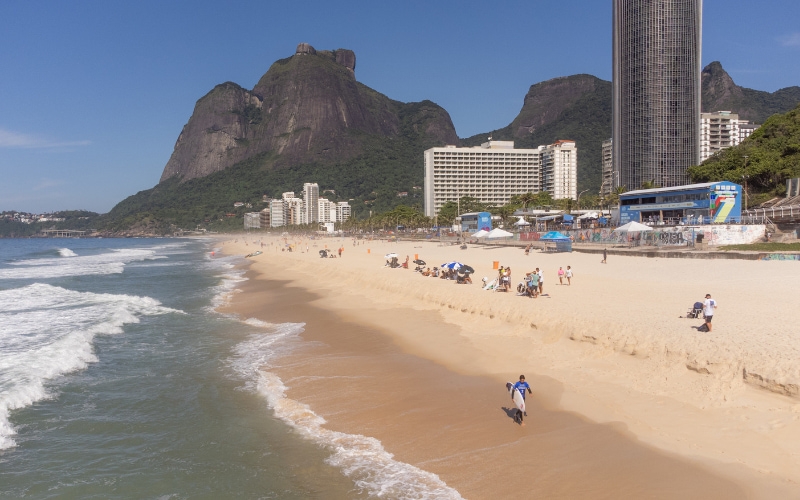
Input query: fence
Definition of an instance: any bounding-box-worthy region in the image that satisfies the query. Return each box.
[517,224,767,248]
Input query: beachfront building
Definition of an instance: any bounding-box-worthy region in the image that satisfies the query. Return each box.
[244,212,261,230]
[303,183,319,223]
[540,140,577,200]
[612,0,703,190]
[601,138,613,197]
[318,198,337,223]
[423,140,576,217]
[269,199,286,227]
[336,202,351,222]
[618,181,742,225]
[259,207,271,228]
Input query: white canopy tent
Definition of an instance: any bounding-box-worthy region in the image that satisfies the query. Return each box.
[612,221,653,233]
[470,229,489,238]
[486,228,514,239]
[513,216,530,226]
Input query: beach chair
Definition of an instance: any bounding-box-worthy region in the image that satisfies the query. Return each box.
[686,302,704,318]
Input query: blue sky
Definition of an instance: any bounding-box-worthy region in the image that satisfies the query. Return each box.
[1,0,799,214]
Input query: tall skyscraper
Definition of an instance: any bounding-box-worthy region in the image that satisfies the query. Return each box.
[303,183,319,223]
[612,0,703,190]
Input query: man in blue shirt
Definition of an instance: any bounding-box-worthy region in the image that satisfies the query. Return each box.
[513,375,532,416]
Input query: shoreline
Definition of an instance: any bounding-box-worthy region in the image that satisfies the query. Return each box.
[216,235,800,497]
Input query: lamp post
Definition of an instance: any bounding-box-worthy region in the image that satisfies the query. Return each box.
[576,189,589,212]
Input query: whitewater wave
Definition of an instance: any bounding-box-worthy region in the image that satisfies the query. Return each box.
[0,248,159,279]
[228,323,463,500]
[0,283,183,449]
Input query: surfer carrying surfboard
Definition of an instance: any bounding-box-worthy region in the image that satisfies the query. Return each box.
[513,375,532,417]
[505,375,532,424]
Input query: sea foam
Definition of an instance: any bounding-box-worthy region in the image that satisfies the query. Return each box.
[229,323,463,500]
[0,283,182,449]
[0,248,159,279]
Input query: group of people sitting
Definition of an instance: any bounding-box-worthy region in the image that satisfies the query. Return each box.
[418,266,472,284]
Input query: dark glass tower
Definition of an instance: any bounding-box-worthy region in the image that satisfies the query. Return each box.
[612,0,702,190]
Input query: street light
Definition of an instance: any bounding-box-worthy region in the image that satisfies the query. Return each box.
[576,189,589,212]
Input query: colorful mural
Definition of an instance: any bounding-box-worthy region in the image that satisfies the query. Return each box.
[517,224,765,247]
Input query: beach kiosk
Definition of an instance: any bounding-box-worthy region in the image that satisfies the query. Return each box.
[618,182,742,225]
[457,212,493,232]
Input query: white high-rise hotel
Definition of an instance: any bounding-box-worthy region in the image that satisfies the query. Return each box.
[423,140,577,217]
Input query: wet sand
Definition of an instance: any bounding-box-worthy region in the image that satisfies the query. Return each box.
[224,273,747,499]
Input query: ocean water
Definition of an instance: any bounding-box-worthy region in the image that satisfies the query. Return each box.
[0,238,460,499]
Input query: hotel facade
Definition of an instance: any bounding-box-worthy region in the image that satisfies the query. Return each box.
[423,140,577,217]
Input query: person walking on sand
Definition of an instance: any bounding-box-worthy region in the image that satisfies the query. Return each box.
[338,247,343,258]
[602,248,607,264]
[565,265,573,285]
[513,375,532,419]
[703,294,717,332]
[558,266,565,285]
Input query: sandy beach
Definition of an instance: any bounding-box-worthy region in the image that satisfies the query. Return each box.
[218,235,800,498]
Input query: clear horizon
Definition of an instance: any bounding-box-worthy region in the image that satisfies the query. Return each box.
[2,0,799,214]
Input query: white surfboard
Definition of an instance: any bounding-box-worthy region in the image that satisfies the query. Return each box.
[506,382,526,414]
[483,278,497,290]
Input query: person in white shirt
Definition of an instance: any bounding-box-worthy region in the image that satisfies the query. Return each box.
[536,268,544,294]
[703,294,717,332]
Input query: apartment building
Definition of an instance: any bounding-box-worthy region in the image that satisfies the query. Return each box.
[303,183,319,224]
[540,140,577,200]
[423,140,577,217]
[336,202,351,222]
[601,138,613,197]
[700,111,740,162]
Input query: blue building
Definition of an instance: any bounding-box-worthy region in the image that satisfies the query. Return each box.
[457,212,493,232]
[619,182,742,225]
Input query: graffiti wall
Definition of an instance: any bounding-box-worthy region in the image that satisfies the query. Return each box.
[517,224,766,247]
[761,253,800,261]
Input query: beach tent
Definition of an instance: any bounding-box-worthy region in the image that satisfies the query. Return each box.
[539,231,572,252]
[471,229,489,238]
[486,228,513,239]
[513,216,530,226]
[613,221,653,233]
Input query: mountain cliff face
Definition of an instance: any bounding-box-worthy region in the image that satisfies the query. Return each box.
[160,44,458,183]
[702,61,800,124]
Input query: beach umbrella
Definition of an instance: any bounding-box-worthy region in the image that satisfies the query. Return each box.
[471,229,489,238]
[318,249,328,257]
[458,265,475,275]
[486,228,513,239]
[413,259,426,265]
[385,253,399,259]
[613,221,653,233]
[441,262,463,270]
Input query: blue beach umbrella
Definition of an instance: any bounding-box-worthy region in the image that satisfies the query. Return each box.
[441,262,463,269]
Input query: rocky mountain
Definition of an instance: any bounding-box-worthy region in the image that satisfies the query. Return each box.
[702,61,800,124]
[160,44,459,183]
